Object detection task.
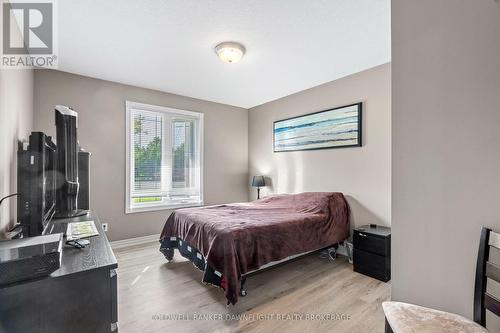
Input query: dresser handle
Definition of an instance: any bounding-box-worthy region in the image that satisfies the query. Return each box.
[358,233,367,237]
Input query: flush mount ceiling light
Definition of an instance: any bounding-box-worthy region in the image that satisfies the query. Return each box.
[215,42,246,64]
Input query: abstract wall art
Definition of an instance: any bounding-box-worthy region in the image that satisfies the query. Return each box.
[273,103,362,152]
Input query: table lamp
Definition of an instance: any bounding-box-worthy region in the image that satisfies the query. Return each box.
[251,175,265,199]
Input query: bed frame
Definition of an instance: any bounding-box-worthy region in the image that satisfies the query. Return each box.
[162,242,340,304]
[238,244,339,297]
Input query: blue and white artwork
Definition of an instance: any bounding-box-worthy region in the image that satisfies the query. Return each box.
[273,103,362,152]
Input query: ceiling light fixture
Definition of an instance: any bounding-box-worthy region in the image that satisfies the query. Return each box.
[215,41,246,64]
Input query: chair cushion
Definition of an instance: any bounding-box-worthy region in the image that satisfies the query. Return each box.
[383,301,489,333]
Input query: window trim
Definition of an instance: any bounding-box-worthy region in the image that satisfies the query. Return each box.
[125,101,204,214]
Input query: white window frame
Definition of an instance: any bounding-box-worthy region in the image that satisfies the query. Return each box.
[125,101,204,213]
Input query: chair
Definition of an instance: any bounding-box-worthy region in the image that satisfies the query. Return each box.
[383,227,500,333]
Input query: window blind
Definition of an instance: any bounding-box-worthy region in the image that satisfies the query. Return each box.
[132,110,163,197]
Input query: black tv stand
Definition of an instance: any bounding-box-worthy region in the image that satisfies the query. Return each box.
[0,211,118,333]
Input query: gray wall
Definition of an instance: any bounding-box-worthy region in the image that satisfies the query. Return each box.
[248,63,391,229]
[0,69,33,237]
[33,70,248,241]
[392,0,500,325]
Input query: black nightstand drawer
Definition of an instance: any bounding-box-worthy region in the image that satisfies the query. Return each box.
[353,249,390,282]
[353,225,391,282]
[353,231,388,256]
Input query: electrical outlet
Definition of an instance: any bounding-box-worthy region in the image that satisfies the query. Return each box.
[102,223,109,232]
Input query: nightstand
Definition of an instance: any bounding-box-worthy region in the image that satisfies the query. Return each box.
[353,225,391,282]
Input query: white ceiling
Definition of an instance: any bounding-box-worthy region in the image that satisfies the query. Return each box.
[57,0,390,108]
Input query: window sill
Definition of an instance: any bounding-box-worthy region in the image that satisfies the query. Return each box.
[125,202,203,214]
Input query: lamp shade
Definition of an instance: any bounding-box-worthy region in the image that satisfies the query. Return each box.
[251,175,265,187]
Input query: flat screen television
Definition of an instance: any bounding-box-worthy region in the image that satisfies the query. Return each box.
[18,132,57,236]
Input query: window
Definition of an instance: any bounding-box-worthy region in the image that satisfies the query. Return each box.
[125,101,203,213]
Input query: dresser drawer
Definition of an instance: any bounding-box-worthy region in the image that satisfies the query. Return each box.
[353,230,388,256]
[353,248,390,282]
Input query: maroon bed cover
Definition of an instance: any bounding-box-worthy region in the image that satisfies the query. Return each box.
[160,192,350,304]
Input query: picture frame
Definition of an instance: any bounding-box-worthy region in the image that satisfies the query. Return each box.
[273,102,362,152]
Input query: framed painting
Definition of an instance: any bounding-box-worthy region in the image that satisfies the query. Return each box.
[273,102,362,152]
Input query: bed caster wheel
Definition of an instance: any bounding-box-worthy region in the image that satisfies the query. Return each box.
[240,289,247,297]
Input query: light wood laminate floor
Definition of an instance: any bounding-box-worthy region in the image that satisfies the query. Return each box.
[115,242,390,333]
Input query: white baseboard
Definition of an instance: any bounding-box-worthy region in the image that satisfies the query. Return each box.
[110,234,352,259]
[110,234,160,250]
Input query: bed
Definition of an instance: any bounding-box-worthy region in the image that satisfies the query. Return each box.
[159,192,350,304]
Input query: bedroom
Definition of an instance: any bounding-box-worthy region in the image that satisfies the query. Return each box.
[0,1,499,332]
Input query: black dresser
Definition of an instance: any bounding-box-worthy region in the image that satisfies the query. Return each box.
[0,211,118,333]
[353,225,391,282]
